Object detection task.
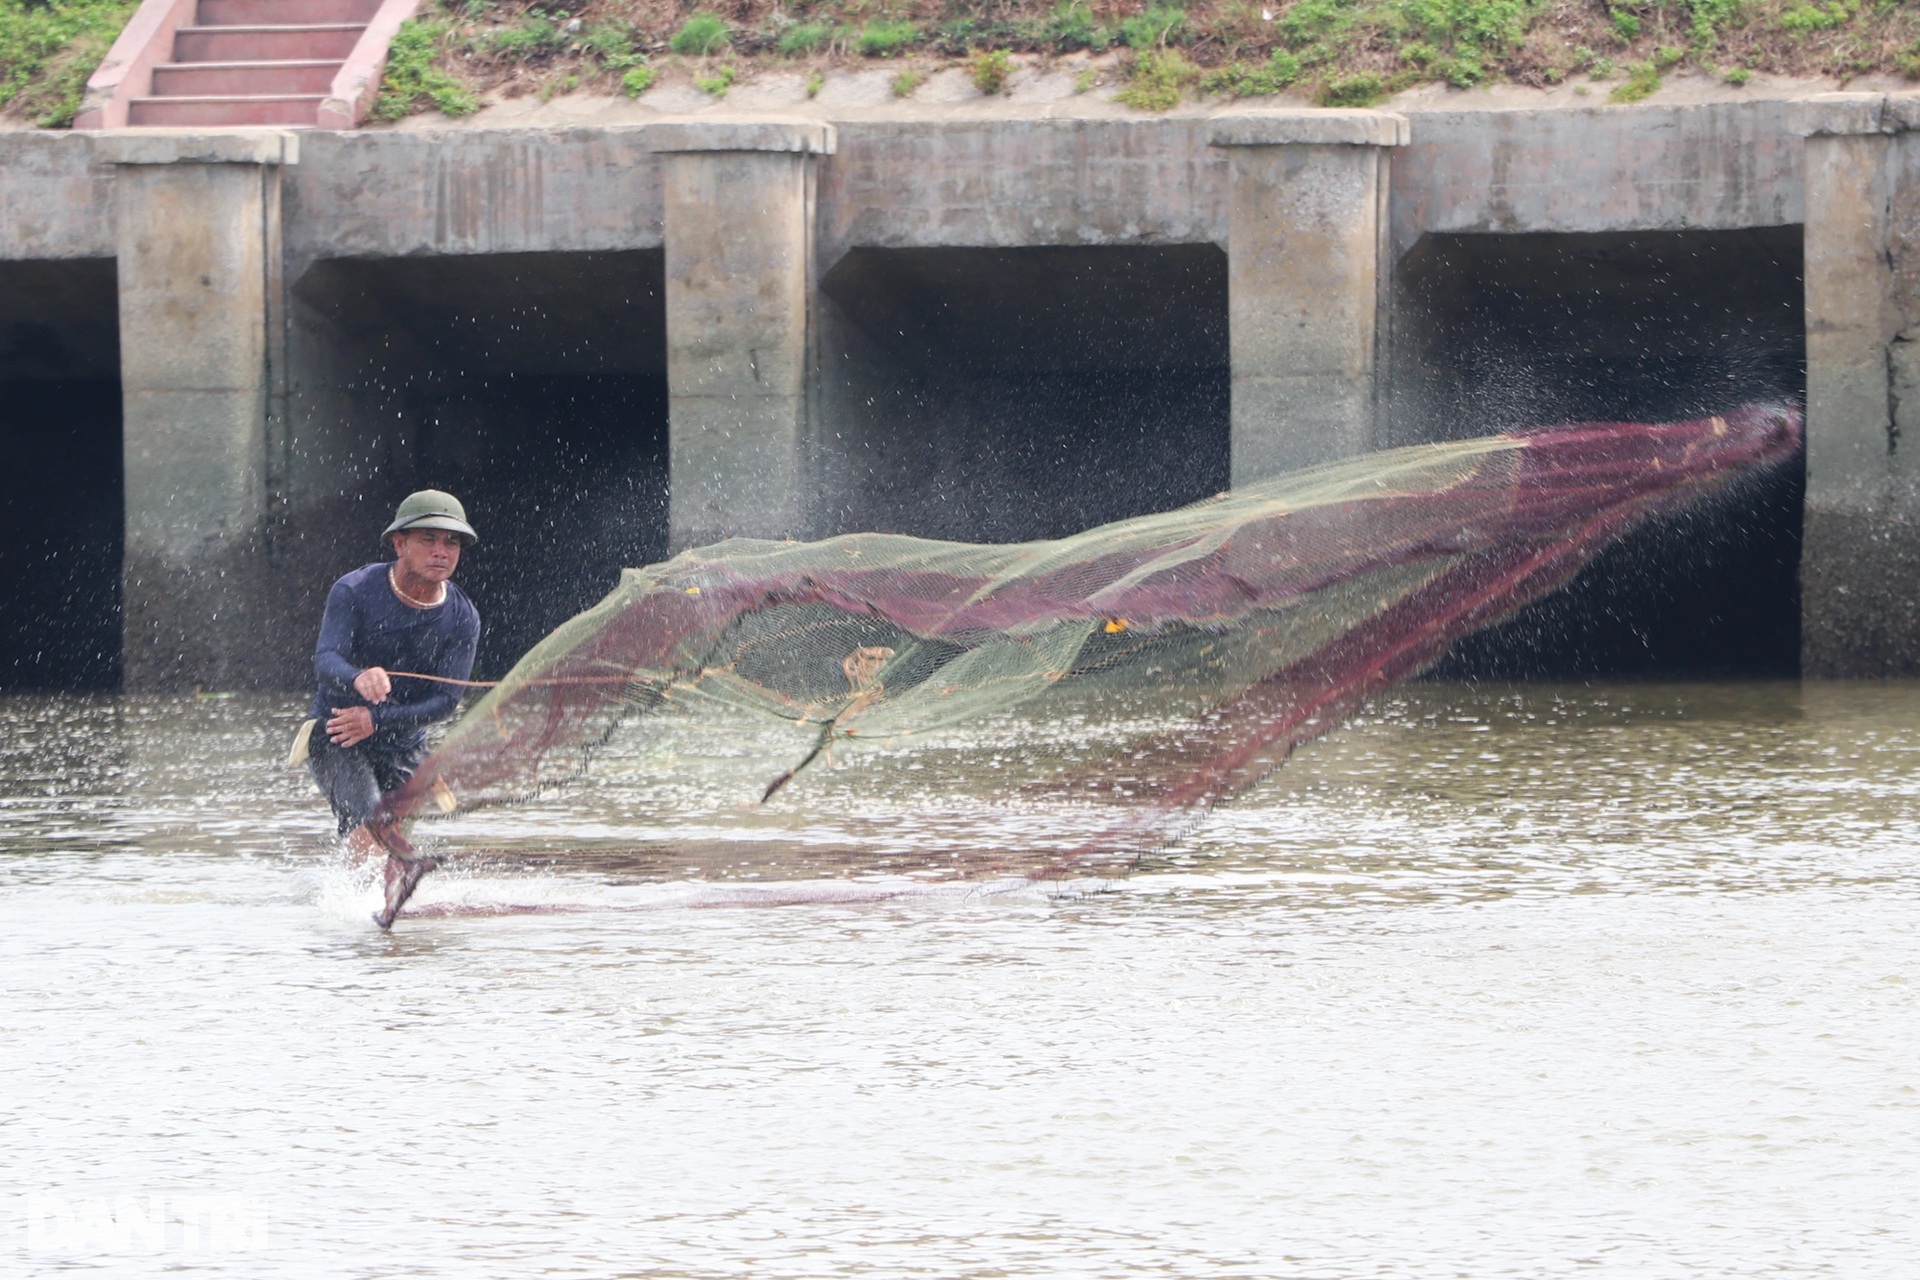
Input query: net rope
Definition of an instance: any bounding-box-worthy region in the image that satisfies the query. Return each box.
[380,404,1801,877]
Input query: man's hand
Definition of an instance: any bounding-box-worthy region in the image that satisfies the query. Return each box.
[353,666,392,704]
[327,706,375,748]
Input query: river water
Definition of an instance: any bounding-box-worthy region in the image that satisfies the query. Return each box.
[4,681,1917,1277]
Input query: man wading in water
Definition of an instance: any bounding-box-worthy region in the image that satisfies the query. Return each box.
[300,490,481,929]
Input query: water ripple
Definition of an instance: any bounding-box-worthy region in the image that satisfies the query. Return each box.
[1,683,1916,1277]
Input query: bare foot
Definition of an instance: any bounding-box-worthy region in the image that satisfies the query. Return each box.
[373,851,439,930]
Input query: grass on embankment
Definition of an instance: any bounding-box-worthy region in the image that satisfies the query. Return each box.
[375,0,1920,118]
[4,0,1920,126]
[1,0,137,126]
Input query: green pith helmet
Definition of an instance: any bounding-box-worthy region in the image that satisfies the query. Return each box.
[382,489,478,545]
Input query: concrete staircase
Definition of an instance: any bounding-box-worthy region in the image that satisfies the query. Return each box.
[132,0,380,126]
[76,0,417,130]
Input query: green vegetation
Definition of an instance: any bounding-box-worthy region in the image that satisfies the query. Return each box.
[579,21,643,69]
[621,62,656,95]
[0,0,136,126]
[9,0,1920,127]
[1117,47,1198,109]
[1319,70,1387,105]
[483,9,566,59]
[890,66,923,94]
[670,11,731,56]
[1609,57,1662,101]
[1778,1,1859,35]
[372,0,1920,119]
[780,21,836,55]
[1120,5,1186,50]
[1200,49,1303,97]
[1608,42,1683,104]
[1682,0,1745,47]
[696,63,735,94]
[856,20,919,56]
[1048,1,1111,51]
[372,19,478,119]
[970,47,1011,92]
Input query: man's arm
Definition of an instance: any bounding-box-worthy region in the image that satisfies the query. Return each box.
[368,613,479,731]
[313,579,362,693]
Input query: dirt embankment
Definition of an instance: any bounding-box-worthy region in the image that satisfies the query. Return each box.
[370,0,1918,123]
[4,0,1917,129]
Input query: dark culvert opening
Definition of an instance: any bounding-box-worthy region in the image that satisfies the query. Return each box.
[818,246,1230,542]
[292,251,668,677]
[0,259,122,691]
[1391,228,1806,679]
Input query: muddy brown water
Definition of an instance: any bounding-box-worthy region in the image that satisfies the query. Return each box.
[3,682,1916,1276]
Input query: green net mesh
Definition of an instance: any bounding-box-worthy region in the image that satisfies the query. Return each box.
[381,404,1801,879]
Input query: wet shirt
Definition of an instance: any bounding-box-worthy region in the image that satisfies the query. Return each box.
[310,563,482,752]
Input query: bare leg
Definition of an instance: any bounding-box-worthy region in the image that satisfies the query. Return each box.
[311,735,439,930]
[342,824,386,866]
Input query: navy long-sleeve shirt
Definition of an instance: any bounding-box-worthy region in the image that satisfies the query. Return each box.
[310,563,482,752]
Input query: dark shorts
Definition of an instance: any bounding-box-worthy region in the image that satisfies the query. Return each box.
[307,732,427,835]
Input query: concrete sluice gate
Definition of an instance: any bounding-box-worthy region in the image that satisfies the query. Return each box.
[289,250,669,677]
[820,246,1230,542]
[1398,228,1807,679]
[5,99,1919,689]
[0,259,122,690]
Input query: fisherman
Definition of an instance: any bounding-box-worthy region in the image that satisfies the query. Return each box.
[301,489,482,929]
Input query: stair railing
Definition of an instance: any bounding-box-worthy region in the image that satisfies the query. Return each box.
[73,0,198,129]
[317,0,423,130]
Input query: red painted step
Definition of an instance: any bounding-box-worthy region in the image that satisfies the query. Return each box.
[127,94,328,126]
[170,24,366,63]
[76,0,410,127]
[150,59,343,96]
[196,0,382,24]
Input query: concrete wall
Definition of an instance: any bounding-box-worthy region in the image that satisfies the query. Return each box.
[0,104,1806,265]
[1217,113,1404,478]
[0,134,116,260]
[1794,94,1920,677]
[818,118,1226,258]
[1389,101,1803,249]
[88,132,293,690]
[656,124,826,549]
[282,128,665,272]
[0,99,1910,685]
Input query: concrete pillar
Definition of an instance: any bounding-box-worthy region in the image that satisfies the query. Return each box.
[650,121,834,550]
[1212,112,1407,482]
[1791,94,1920,676]
[92,130,294,691]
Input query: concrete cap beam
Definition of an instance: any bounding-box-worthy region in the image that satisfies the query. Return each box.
[645,120,837,156]
[89,128,299,166]
[1210,110,1409,148]
[1787,92,1920,137]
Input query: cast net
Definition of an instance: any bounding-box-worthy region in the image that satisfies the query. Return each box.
[381,403,1800,879]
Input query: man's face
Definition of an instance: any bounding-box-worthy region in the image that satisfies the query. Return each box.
[392,528,464,583]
